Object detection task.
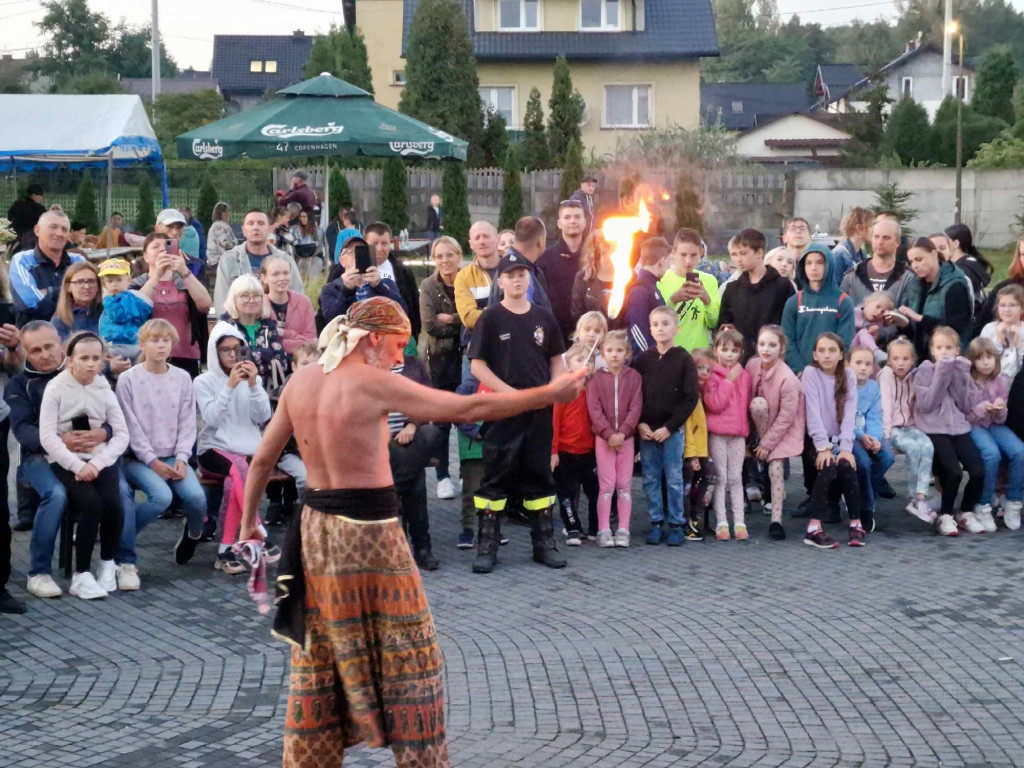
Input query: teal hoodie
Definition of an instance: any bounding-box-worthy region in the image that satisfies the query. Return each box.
[781,243,855,372]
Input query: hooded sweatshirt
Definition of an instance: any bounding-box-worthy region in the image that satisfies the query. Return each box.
[719,264,795,358]
[194,322,273,456]
[746,356,805,461]
[877,366,917,439]
[967,373,1011,429]
[911,356,973,436]
[781,244,855,373]
[38,368,129,473]
[840,256,914,307]
[586,365,643,441]
[802,366,858,454]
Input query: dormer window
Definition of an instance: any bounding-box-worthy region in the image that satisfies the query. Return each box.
[581,0,619,29]
[499,0,539,30]
[250,60,262,73]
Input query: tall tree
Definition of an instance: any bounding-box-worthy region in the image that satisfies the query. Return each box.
[441,163,470,249]
[108,22,178,78]
[559,140,584,201]
[972,45,1018,124]
[400,0,485,164]
[481,108,510,168]
[148,90,226,159]
[674,175,704,234]
[380,159,409,232]
[303,24,374,94]
[73,173,98,233]
[329,167,353,211]
[55,70,122,94]
[522,88,550,171]
[884,97,931,165]
[547,55,585,160]
[36,0,109,78]
[136,177,156,233]
[930,96,1007,165]
[499,145,524,231]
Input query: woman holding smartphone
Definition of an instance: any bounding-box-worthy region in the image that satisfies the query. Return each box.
[218,274,289,391]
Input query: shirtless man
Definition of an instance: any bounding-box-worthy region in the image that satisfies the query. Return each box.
[239,297,584,768]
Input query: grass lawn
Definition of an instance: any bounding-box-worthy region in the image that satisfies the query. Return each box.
[982,245,1016,283]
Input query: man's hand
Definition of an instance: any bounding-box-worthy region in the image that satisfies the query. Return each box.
[637,423,654,441]
[0,323,19,349]
[549,367,587,403]
[363,265,382,288]
[394,422,416,445]
[60,432,83,452]
[239,522,265,543]
[436,313,455,324]
[651,426,671,443]
[754,445,769,460]
[341,266,363,290]
[150,459,177,481]
[76,428,107,452]
[815,449,834,470]
[550,454,559,472]
[75,462,98,482]
[608,432,625,450]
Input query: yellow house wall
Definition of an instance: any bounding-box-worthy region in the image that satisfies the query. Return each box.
[361,0,406,110]
[474,0,639,32]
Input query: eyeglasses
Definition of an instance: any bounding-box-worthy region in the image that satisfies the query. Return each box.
[69,279,99,287]
[218,346,242,358]
[238,293,263,302]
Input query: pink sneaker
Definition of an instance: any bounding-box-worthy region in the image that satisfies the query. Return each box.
[716,525,731,541]
[733,524,749,541]
[906,498,937,524]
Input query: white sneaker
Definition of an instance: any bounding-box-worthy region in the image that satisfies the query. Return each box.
[1004,500,1022,531]
[69,572,107,600]
[26,574,62,599]
[436,477,456,500]
[596,529,614,548]
[116,564,140,591]
[906,499,937,524]
[937,514,959,537]
[957,512,985,534]
[565,531,582,546]
[96,560,118,592]
[614,529,630,548]
[974,506,997,533]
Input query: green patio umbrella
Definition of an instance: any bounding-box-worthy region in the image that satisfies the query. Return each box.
[177,74,468,162]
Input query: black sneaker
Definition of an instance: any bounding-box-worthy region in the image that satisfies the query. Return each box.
[174,520,201,565]
[803,529,838,550]
[415,546,440,571]
[876,480,897,500]
[684,521,704,542]
[199,519,217,542]
[860,509,876,533]
[848,525,866,547]
[265,502,285,527]
[768,521,786,540]
[0,588,26,614]
[792,497,811,519]
[457,528,474,549]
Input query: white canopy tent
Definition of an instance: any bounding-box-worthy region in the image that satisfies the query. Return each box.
[0,94,169,219]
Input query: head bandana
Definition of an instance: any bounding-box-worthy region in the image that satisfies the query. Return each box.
[318,297,411,373]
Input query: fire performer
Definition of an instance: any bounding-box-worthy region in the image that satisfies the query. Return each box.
[239,296,584,768]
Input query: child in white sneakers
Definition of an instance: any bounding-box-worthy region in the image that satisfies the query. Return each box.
[877,338,936,526]
[967,337,1024,530]
[913,326,986,535]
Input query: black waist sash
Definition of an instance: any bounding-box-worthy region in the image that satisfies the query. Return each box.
[273,487,401,648]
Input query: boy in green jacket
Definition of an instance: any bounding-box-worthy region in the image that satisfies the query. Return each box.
[658,228,721,351]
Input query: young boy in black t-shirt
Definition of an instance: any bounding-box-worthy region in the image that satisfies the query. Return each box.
[468,252,566,573]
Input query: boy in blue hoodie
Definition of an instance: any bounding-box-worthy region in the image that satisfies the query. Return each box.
[848,347,895,531]
[781,244,855,373]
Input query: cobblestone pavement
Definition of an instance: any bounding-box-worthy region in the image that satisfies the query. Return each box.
[4,455,1024,768]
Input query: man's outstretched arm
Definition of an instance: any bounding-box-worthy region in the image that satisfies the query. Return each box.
[240,394,294,541]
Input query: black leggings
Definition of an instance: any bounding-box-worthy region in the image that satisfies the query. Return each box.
[928,433,985,515]
[554,451,598,534]
[53,464,124,573]
[808,458,860,522]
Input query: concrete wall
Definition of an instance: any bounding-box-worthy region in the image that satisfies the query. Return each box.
[793,168,1022,247]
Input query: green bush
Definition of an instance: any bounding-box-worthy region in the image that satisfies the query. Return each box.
[442,163,470,249]
[380,159,408,232]
[73,173,99,233]
[136,177,156,233]
[499,145,524,230]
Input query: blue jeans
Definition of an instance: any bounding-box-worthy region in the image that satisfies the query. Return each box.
[852,438,895,513]
[22,454,67,576]
[970,425,1024,505]
[640,431,685,526]
[118,458,207,564]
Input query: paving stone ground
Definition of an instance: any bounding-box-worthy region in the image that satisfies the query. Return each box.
[3,446,1024,768]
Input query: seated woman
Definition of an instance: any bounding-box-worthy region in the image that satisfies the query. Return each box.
[38,332,129,601]
[289,207,325,281]
[220,274,290,392]
[51,262,102,341]
[259,256,316,355]
[115,319,207,587]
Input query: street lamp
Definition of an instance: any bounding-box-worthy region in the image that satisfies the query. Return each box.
[947,21,964,224]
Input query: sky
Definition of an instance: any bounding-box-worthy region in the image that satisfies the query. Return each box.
[0,0,993,71]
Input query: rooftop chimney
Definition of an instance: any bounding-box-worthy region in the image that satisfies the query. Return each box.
[293,29,305,38]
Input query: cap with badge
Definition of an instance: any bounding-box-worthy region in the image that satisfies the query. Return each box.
[497,252,532,276]
[97,258,132,277]
[156,208,187,226]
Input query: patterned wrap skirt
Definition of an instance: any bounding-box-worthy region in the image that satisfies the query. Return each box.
[281,498,449,767]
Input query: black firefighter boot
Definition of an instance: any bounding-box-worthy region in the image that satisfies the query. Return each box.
[472,510,501,574]
[531,505,567,569]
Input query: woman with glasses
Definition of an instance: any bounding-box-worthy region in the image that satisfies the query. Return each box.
[52,262,102,341]
[218,274,289,392]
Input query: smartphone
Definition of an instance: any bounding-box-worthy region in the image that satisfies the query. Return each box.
[0,302,14,327]
[164,239,179,255]
[71,414,91,432]
[686,271,700,283]
[238,347,256,365]
[355,243,373,273]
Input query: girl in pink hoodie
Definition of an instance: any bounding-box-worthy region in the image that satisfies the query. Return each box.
[586,331,643,549]
[703,328,752,540]
[746,325,805,541]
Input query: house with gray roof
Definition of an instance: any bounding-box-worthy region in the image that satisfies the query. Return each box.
[212,30,315,112]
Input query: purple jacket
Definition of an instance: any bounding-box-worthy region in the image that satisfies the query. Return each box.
[968,373,1011,428]
[912,357,973,436]
[586,366,643,440]
[802,366,858,453]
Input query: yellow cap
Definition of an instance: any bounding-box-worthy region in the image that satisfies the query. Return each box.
[98,258,132,277]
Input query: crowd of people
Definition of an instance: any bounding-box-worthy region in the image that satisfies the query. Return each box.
[1,180,1023,616]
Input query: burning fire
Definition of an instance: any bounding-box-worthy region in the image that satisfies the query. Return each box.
[603,199,651,319]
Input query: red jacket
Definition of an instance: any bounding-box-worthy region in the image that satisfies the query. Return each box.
[552,390,595,455]
[585,366,643,441]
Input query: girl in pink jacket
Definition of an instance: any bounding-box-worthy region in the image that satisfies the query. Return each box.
[703,328,752,540]
[746,325,805,541]
[586,331,643,548]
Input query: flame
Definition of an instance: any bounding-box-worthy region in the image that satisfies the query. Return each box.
[603,199,651,319]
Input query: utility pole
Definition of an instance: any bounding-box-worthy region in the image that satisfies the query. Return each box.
[942,0,953,98]
[151,0,161,104]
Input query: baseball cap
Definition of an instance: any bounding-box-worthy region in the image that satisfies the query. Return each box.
[340,235,368,251]
[98,258,132,277]
[497,252,531,276]
[156,208,187,226]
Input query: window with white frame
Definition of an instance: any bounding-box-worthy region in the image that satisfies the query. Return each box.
[901,76,913,98]
[604,84,651,128]
[392,70,407,86]
[499,0,539,29]
[581,0,619,29]
[954,75,969,100]
[265,60,278,73]
[249,60,263,73]
[479,86,516,127]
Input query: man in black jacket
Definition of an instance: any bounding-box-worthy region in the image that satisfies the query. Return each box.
[365,222,422,340]
[7,183,46,253]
